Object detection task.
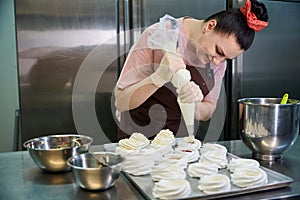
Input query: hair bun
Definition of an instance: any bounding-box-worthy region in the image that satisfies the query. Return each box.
[250,0,268,22]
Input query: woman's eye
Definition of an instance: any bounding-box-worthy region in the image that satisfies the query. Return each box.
[218,51,225,57]
[216,46,225,57]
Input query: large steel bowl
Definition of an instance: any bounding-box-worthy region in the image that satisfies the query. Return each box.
[67,152,123,190]
[238,98,300,161]
[23,134,93,172]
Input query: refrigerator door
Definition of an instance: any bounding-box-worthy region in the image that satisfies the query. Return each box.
[142,0,225,27]
[242,1,300,98]
[16,0,120,145]
[225,0,300,140]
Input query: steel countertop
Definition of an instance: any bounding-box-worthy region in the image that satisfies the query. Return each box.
[0,138,299,200]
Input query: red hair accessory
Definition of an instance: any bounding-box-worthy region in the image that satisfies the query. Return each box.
[240,0,268,32]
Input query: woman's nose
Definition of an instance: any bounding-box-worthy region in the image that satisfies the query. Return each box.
[212,56,225,66]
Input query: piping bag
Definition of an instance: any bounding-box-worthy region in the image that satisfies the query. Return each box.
[147,14,195,137]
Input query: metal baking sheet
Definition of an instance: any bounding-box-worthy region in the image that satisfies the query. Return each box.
[122,153,293,200]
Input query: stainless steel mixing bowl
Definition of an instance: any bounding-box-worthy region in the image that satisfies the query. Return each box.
[67,152,124,190]
[238,98,300,161]
[23,134,93,172]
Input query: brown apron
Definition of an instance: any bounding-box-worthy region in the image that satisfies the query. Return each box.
[117,65,215,140]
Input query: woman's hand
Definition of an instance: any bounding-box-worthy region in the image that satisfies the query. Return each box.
[151,51,186,87]
[177,81,204,103]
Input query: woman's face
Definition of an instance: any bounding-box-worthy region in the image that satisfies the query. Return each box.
[192,20,244,67]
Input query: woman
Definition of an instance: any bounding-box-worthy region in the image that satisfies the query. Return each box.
[114,0,268,140]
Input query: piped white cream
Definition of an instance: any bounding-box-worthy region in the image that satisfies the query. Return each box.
[151,164,186,181]
[200,149,228,169]
[177,137,202,150]
[228,158,260,173]
[116,132,150,156]
[121,147,161,176]
[151,129,176,147]
[153,179,191,199]
[188,162,219,178]
[198,174,231,194]
[174,148,200,163]
[231,168,268,188]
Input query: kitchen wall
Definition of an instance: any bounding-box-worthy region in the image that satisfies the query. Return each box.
[0,0,19,152]
[1,0,299,152]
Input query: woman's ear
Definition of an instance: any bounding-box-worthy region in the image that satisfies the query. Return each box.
[203,19,217,32]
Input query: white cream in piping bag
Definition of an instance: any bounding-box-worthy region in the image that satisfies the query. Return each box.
[171,68,195,137]
[147,15,194,137]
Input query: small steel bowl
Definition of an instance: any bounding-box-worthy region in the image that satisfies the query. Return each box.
[238,98,300,161]
[67,152,124,190]
[23,134,93,172]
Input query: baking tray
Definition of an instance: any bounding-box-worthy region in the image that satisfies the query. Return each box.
[122,153,293,200]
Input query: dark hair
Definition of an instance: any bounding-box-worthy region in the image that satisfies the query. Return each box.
[204,0,268,51]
